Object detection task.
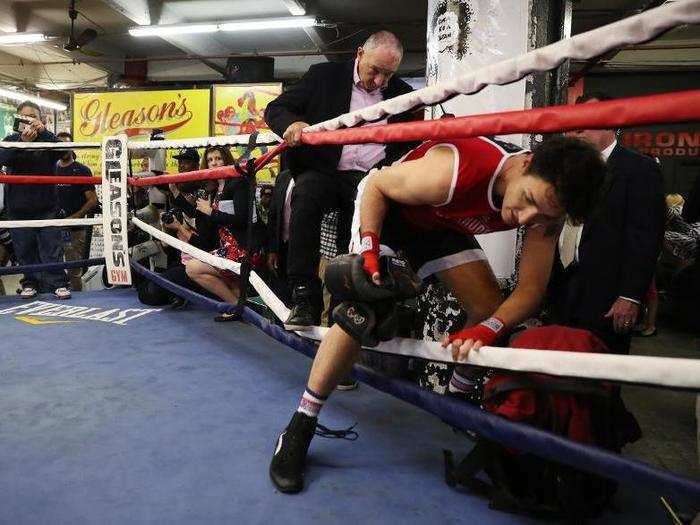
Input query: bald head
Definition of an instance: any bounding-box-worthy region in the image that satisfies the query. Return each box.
[356,31,403,91]
[363,30,403,57]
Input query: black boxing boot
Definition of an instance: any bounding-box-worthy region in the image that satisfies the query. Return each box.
[284,283,321,330]
[269,411,317,493]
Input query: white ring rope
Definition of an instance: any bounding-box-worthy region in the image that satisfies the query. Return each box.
[307,0,700,132]
[0,217,101,228]
[0,133,281,152]
[131,216,241,274]
[0,141,101,149]
[126,132,282,150]
[132,216,700,390]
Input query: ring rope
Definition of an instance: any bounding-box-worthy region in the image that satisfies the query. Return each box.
[131,216,241,274]
[0,175,103,185]
[306,0,700,132]
[0,133,281,151]
[5,89,696,189]
[131,261,240,315]
[126,133,281,150]
[132,215,700,391]
[0,217,101,228]
[0,257,105,276]
[302,90,700,146]
[0,141,101,150]
[130,260,700,502]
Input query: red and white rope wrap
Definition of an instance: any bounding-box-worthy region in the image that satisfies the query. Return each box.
[306,0,700,132]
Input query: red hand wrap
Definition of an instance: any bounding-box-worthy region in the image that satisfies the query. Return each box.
[359,231,380,278]
[448,317,505,347]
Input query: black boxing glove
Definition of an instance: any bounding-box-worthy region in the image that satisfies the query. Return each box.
[332,301,378,347]
[374,299,399,343]
[325,254,395,303]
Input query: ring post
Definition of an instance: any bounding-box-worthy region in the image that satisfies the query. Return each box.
[101,134,132,286]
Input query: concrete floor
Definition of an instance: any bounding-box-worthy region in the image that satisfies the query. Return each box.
[623,319,700,480]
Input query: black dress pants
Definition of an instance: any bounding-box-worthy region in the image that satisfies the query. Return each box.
[287,168,365,292]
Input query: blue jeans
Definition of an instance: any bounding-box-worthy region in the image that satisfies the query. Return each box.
[10,209,67,292]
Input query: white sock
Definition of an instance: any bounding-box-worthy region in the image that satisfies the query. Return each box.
[297,387,326,418]
[448,370,476,394]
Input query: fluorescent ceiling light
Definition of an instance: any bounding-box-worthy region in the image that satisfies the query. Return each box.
[219,17,316,32]
[281,0,306,16]
[0,32,47,45]
[0,87,67,111]
[129,24,218,37]
[130,17,316,37]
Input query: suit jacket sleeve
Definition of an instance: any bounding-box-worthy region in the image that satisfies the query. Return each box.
[619,158,665,300]
[264,65,320,138]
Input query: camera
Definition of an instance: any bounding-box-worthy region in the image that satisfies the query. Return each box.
[13,114,33,134]
[161,207,184,225]
[195,189,209,201]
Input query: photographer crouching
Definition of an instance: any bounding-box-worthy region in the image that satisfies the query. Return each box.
[0,101,70,299]
[136,148,219,308]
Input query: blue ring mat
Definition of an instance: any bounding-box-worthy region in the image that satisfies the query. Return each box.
[0,289,678,524]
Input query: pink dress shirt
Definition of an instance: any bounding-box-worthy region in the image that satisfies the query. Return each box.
[336,59,388,172]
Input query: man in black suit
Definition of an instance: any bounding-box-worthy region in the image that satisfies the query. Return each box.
[264,30,414,329]
[548,92,665,354]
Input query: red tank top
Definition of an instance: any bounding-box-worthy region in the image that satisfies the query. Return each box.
[399,136,524,235]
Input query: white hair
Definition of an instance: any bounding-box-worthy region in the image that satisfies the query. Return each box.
[362,30,403,57]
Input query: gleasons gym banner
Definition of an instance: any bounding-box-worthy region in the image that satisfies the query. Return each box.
[73,88,210,140]
[102,134,131,286]
[72,88,211,176]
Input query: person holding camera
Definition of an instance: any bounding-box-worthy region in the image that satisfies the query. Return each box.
[0,100,70,299]
[135,148,218,308]
[55,132,98,292]
[181,145,265,321]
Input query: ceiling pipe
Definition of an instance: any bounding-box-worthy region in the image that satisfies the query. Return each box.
[0,48,427,67]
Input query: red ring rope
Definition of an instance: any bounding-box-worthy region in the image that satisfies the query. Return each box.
[0,175,102,185]
[1,91,696,187]
[301,90,700,146]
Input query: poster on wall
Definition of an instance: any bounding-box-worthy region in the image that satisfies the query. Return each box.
[72,88,211,176]
[212,83,282,184]
[0,102,16,139]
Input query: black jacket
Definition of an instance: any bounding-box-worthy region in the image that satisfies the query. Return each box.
[548,144,665,352]
[265,60,415,175]
[175,177,265,251]
[0,130,62,218]
[267,169,294,254]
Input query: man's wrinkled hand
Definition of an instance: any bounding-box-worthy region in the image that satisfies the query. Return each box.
[283,121,309,147]
[604,297,640,333]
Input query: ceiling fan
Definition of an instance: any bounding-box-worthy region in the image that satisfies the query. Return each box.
[63,0,102,56]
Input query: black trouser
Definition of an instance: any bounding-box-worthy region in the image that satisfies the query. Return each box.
[287,168,365,294]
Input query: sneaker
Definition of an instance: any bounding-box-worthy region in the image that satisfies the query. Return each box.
[20,286,38,299]
[284,285,320,330]
[336,378,359,391]
[53,287,71,300]
[269,411,317,494]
